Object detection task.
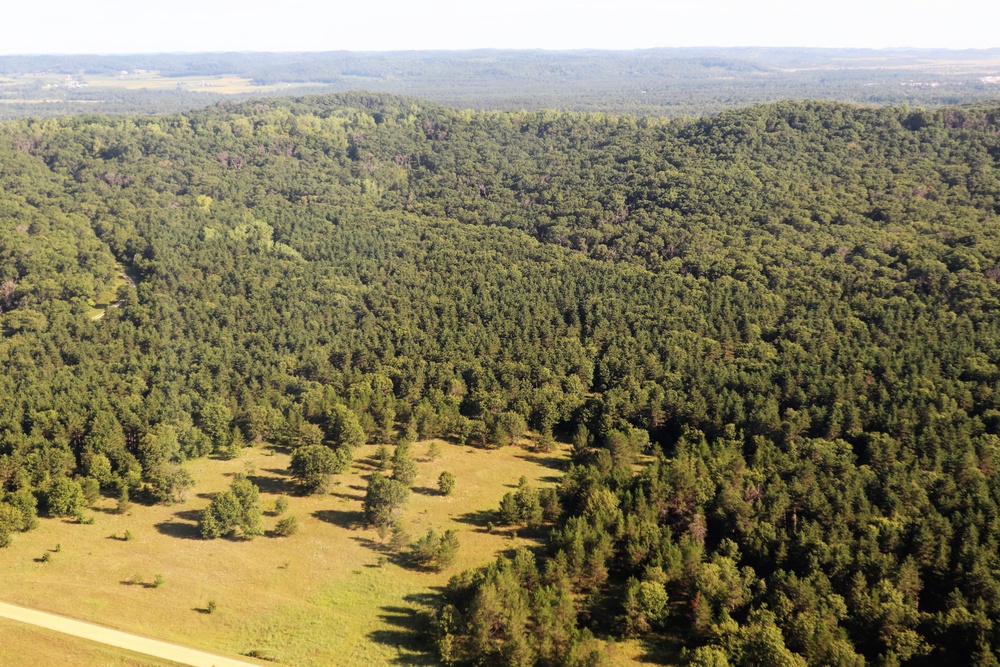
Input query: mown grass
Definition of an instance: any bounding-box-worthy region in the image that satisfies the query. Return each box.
[0,439,578,666]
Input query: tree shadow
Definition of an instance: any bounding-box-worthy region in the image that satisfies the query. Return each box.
[154,520,201,540]
[634,634,682,664]
[367,604,438,665]
[411,486,440,497]
[312,508,365,529]
[453,509,494,530]
[91,506,124,515]
[192,606,212,615]
[352,534,389,552]
[173,509,202,522]
[248,472,298,496]
[513,451,570,473]
[331,490,364,501]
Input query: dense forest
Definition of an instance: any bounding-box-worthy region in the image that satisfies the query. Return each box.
[3,93,1000,665]
[3,48,1000,120]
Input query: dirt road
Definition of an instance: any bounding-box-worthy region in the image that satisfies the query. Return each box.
[0,601,264,667]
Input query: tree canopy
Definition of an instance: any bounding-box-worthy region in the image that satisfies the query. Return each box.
[3,93,1000,663]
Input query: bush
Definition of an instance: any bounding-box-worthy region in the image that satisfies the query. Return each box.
[274,515,299,537]
[152,573,165,588]
[438,471,456,496]
[117,489,132,515]
[274,495,289,515]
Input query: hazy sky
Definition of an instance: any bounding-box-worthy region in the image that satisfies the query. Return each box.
[3,0,997,54]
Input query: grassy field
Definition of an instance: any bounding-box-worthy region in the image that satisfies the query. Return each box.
[0,618,182,666]
[0,439,587,666]
[87,269,130,320]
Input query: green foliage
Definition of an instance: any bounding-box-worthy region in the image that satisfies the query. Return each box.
[44,477,85,517]
[6,94,1000,664]
[273,515,299,537]
[427,441,441,461]
[289,444,350,494]
[391,441,418,487]
[491,412,528,448]
[199,476,263,539]
[621,577,668,636]
[497,477,545,529]
[363,473,409,528]
[438,471,456,496]
[324,404,366,449]
[410,528,460,571]
[374,444,392,470]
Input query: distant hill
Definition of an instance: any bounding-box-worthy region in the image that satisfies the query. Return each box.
[1,48,999,119]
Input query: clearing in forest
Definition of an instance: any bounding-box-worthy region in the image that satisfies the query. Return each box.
[0,440,570,666]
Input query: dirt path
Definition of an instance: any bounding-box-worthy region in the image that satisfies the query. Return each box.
[0,601,265,667]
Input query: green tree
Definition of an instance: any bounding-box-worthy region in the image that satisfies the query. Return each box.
[325,404,366,449]
[364,473,409,528]
[491,411,527,448]
[199,476,263,539]
[289,444,349,494]
[45,477,85,517]
[392,441,418,486]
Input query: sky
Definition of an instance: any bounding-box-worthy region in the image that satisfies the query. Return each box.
[2,0,997,55]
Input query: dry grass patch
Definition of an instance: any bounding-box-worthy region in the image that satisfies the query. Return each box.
[0,440,569,666]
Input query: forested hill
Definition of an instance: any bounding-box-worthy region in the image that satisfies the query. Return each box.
[3,94,1000,665]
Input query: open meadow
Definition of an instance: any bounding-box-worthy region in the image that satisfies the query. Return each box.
[0,617,180,667]
[0,440,578,666]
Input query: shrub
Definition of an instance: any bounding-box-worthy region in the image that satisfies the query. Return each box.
[274,515,299,537]
[438,471,456,496]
